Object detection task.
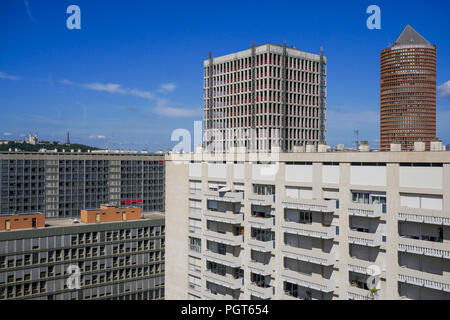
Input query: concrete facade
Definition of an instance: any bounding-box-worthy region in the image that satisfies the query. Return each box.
[165,148,450,300]
[203,43,326,153]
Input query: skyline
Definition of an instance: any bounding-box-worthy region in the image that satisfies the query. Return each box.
[1,0,450,151]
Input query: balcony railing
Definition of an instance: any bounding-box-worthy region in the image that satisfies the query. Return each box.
[204,270,244,290]
[247,260,273,276]
[248,194,275,206]
[398,236,450,260]
[248,239,275,252]
[348,230,383,247]
[248,283,275,299]
[347,258,385,276]
[204,190,243,203]
[282,221,336,240]
[398,267,450,292]
[204,210,243,225]
[398,206,450,226]
[347,202,385,218]
[281,196,337,213]
[281,269,335,293]
[281,246,336,266]
[203,230,244,246]
[248,215,275,229]
[204,250,242,268]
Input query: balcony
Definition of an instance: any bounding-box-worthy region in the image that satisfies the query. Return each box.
[204,230,244,246]
[248,194,275,206]
[204,270,244,290]
[281,196,337,213]
[281,246,336,266]
[398,267,450,292]
[281,269,335,293]
[248,260,274,276]
[248,215,275,229]
[248,283,275,299]
[282,221,336,239]
[348,230,382,247]
[203,290,234,300]
[398,206,450,226]
[204,210,243,225]
[248,239,275,252]
[398,237,450,260]
[347,202,385,218]
[347,258,385,277]
[204,190,243,203]
[204,250,242,268]
[347,285,372,300]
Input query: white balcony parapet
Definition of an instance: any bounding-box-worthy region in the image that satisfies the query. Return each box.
[248,216,275,229]
[248,194,275,206]
[398,237,450,260]
[347,286,372,300]
[204,190,244,203]
[347,258,385,276]
[204,210,243,225]
[282,221,336,239]
[398,267,450,292]
[348,230,383,247]
[204,270,244,290]
[281,196,337,213]
[204,230,244,246]
[248,239,275,252]
[247,284,275,299]
[281,246,336,266]
[204,250,242,268]
[203,290,234,300]
[281,269,335,293]
[247,260,274,276]
[398,206,450,226]
[347,202,385,218]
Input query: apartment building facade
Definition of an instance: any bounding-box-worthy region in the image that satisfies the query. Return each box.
[0,208,165,300]
[203,43,327,153]
[380,25,437,151]
[165,145,450,300]
[0,151,165,218]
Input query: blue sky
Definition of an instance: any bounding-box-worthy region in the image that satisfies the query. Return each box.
[0,0,449,151]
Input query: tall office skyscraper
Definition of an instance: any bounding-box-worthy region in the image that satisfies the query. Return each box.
[203,43,327,152]
[380,25,436,151]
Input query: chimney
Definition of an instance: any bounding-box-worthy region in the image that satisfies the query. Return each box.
[293,144,304,153]
[390,141,401,152]
[358,141,370,152]
[318,144,328,153]
[414,140,426,152]
[305,142,316,153]
[430,138,443,151]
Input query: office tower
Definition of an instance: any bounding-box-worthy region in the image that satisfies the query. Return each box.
[165,141,450,300]
[0,151,165,218]
[0,206,165,300]
[203,43,327,152]
[380,25,436,151]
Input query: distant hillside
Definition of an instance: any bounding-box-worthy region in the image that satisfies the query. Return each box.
[0,142,100,152]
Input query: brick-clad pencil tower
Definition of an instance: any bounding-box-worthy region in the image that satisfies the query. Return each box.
[380,25,436,151]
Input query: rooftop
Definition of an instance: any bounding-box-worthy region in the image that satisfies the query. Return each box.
[393,25,431,46]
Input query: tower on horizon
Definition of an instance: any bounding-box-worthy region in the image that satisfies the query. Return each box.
[380,25,436,151]
[66,130,70,145]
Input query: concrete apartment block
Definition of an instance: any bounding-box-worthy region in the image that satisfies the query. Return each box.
[0,211,165,300]
[0,151,165,218]
[165,148,450,300]
[203,43,326,153]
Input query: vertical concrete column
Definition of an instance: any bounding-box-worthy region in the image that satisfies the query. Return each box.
[274,161,286,299]
[337,162,350,299]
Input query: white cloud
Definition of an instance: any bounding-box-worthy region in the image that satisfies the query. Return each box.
[0,72,21,80]
[438,81,450,99]
[159,83,176,93]
[89,135,106,139]
[62,80,155,100]
[24,0,34,21]
[153,99,197,117]
[3,132,12,136]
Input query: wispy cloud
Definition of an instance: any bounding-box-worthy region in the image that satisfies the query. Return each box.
[153,99,198,117]
[89,135,106,139]
[0,71,22,80]
[3,132,13,137]
[24,0,34,22]
[438,81,450,99]
[62,80,155,100]
[159,82,176,93]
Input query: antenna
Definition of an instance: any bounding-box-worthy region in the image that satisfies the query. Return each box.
[353,129,359,148]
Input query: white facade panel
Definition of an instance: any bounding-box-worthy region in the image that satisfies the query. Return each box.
[252,164,277,181]
[322,165,340,184]
[233,164,245,179]
[399,167,443,189]
[189,163,202,177]
[285,165,312,183]
[208,163,227,179]
[350,166,386,186]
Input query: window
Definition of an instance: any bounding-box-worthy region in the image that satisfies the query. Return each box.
[253,184,275,195]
